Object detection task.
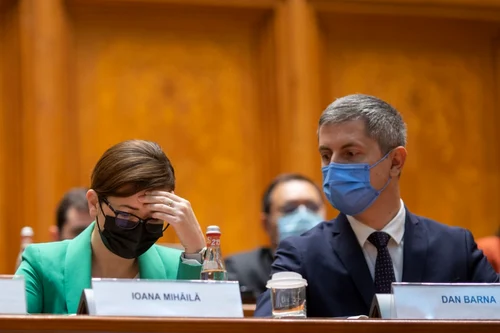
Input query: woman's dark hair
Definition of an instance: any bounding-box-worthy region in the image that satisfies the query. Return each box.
[91,140,175,197]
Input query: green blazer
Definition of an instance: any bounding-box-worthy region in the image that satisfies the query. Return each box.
[15,223,202,314]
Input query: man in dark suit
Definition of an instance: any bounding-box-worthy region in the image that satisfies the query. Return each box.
[225,174,325,301]
[254,94,499,317]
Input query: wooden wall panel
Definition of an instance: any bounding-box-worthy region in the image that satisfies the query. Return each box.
[0,3,7,273]
[67,2,276,255]
[320,12,500,237]
[311,0,500,21]
[272,0,324,186]
[19,0,79,253]
[1,0,500,273]
[0,0,22,274]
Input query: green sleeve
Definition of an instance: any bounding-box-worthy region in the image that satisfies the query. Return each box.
[15,245,43,314]
[176,259,202,280]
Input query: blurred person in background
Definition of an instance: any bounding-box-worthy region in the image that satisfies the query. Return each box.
[225,173,326,301]
[16,140,205,314]
[477,230,500,272]
[15,188,93,270]
[50,187,93,241]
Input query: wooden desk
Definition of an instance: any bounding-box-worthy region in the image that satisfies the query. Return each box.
[0,316,498,333]
[242,304,255,317]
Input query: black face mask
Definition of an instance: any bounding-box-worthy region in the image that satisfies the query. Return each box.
[96,215,163,259]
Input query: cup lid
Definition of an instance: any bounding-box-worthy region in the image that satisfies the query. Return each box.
[266,272,308,289]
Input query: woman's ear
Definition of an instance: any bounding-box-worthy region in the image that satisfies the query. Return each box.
[86,189,99,219]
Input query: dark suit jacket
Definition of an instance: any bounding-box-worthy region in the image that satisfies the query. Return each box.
[225,247,273,300]
[254,211,499,317]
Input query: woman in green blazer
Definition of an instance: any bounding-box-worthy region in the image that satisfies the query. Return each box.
[16,140,206,314]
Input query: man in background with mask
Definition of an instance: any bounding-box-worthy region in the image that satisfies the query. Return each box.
[255,94,498,317]
[225,174,325,301]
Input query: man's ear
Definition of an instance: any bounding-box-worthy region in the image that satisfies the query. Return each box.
[48,225,59,242]
[86,189,99,219]
[261,213,270,234]
[390,146,407,178]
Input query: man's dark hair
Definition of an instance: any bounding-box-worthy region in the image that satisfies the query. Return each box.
[262,174,322,215]
[56,188,90,233]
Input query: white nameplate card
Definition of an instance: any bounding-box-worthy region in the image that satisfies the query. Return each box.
[369,293,394,319]
[392,283,500,319]
[91,278,243,318]
[0,275,27,314]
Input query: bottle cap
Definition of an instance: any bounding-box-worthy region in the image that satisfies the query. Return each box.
[266,272,308,289]
[21,226,34,237]
[206,225,221,235]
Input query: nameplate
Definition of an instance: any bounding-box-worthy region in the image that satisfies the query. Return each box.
[369,293,394,319]
[0,275,26,314]
[77,289,96,315]
[91,278,243,318]
[392,283,500,319]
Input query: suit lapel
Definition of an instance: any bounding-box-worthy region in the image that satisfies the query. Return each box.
[329,214,375,308]
[402,211,428,282]
[138,245,167,279]
[64,222,93,314]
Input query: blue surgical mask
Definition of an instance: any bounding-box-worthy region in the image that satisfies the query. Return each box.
[277,205,323,242]
[322,152,392,216]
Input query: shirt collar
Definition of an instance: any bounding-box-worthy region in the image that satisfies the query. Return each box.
[347,199,406,247]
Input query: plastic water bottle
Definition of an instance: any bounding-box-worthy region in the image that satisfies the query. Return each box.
[15,226,34,269]
[200,225,227,281]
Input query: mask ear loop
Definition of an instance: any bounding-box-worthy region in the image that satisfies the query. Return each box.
[95,199,107,235]
[94,208,113,251]
[369,150,393,169]
[369,149,394,194]
[377,176,392,194]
